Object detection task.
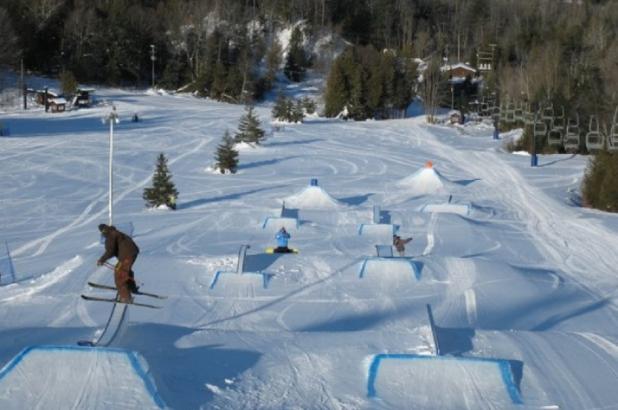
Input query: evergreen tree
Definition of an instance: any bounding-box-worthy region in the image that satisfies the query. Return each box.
[291,99,305,123]
[215,130,239,174]
[60,70,78,98]
[265,38,283,87]
[272,93,289,121]
[284,26,307,82]
[324,55,351,117]
[235,106,265,144]
[143,153,179,209]
[302,97,317,114]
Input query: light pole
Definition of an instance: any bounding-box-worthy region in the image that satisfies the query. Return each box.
[150,44,156,88]
[105,106,119,225]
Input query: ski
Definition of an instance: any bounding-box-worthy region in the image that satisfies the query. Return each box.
[81,294,162,309]
[87,281,167,299]
[77,340,95,347]
[265,247,299,254]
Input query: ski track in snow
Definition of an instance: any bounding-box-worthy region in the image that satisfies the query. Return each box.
[1,88,618,409]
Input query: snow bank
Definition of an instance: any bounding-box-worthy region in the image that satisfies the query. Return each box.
[0,345,165,410]
[367,354,522,409]
[358,257,420,280]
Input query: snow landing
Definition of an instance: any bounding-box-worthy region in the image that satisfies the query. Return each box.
[367,354,522,409]
[283,185,344,210]
[0,345,165,410]
[396,165,447,196]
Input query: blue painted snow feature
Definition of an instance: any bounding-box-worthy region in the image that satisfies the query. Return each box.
[310,178,318,186]
[358,257,420,280]
[357,223,397,236]
[366,354,523,405]
[426,304,441,356]
[372,205,381,223]
[0,345,166,409]
[262,217,299,230]
[209,270,270,289]
[375,245,393,258]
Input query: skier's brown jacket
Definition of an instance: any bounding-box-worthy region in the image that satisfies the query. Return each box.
[98,226,139,264]
[393,235,412,253]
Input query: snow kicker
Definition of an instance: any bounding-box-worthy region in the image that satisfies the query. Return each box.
[0,345,165,409]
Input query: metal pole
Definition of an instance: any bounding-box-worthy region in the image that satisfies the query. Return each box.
[150,44,155,88]
[107,106,118,225]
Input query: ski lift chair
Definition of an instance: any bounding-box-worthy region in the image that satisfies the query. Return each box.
[608,107,618,152]
[534,114,547,139]
[541,104,555,122]
[523,108,535,126]
[513,101,524,123]
[585,115,604,151]
[480,102,489,117]
[547,106,565,146]
[563,114,581,152]
[505,100,516,124]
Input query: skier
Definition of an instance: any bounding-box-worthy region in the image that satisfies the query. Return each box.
[393,234,412,257]
[273,227,293,253]
[97,224,140,303]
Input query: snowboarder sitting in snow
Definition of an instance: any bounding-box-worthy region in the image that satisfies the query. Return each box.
[274,227,293,253]
[97,224,140,303]
[393,234,412,257]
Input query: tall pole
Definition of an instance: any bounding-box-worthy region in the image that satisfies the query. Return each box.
[107,106,119,225]
[21,58,26,110]
[150,44,156,88]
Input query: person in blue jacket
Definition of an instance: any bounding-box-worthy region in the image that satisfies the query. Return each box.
[274,227,293,253]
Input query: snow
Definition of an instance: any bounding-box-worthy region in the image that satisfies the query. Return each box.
[0,79,617,409]
[283,184,345,210]
[0,346,164,409]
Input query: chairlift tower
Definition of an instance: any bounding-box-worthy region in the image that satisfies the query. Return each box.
[150,44,156,88]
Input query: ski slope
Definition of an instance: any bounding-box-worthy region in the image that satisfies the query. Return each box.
[1,84,618,409]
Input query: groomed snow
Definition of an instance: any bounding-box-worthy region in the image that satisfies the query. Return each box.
[0,81,617,409]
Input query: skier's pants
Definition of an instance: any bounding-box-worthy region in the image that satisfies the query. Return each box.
[114,256,137,302]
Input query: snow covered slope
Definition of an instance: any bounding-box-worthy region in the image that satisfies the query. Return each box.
[0,86,617,409]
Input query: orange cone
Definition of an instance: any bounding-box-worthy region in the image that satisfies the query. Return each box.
[425,161,433,168]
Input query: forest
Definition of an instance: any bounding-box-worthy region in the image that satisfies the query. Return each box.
[1,0,617,209]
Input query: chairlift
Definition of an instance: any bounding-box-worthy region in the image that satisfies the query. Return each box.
[523,104,535,126]
[479,102,489,117]
[608,106,618,151]
[513,101,524,123]
[585,115,604,151]
[541,104,554,122]
[547,106,565,146]
[563,114,580,152]
[533,114,547,138]
[505,100,516,123]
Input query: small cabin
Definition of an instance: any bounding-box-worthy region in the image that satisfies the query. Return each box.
[49,97,67,113]
[35,90,59,106]
[72,88,95,108]
[442,62,478,80]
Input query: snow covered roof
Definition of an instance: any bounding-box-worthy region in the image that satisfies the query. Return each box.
[440,62,477,74]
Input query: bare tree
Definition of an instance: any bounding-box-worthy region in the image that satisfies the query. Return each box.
[25,0,66,31]
[421,57,443,124]
[0,7,19,67]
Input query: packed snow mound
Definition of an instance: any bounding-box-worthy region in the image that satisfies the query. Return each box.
[368,354,522,409]
[396,166,448,196]
[283,185,344,210]
[0,346,165,410]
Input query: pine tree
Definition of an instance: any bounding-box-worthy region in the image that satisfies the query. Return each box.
[215,130,239,174]
[235,106,265,144]
[272,93,289,121]
[284,26,307,82]
[291,99,305,123]
[143,153,179,209]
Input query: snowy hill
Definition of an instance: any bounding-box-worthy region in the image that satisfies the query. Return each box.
[0,85,617,409]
